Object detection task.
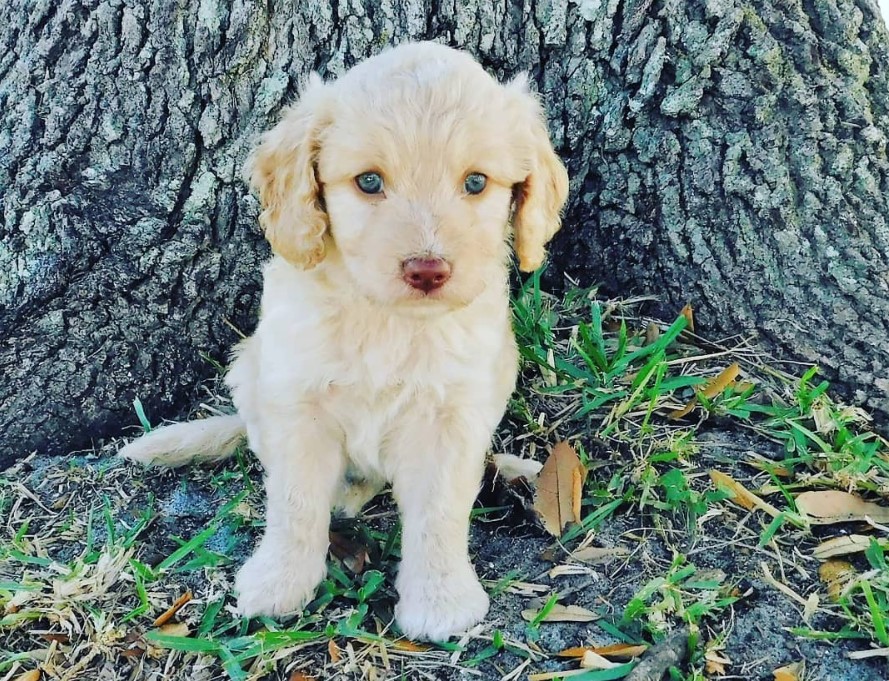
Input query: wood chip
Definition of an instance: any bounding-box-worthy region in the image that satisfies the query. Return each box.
[533,442,588,536]
[796,490,889,524]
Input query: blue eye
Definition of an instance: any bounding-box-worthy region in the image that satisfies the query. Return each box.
[356,172,384,194]
[464,173,487,195]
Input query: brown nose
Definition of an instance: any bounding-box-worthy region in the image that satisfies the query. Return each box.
[402,257,452,293]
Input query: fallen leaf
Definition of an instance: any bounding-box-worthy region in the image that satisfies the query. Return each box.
[328,532,369,574]
[705,649,731,675]
[773,661,804,681]
[153,590,192,627]
[710,470,782,517]
[328,638,341,663]
[813,534,874,559]
[581,650,620,669]
[819,560,857,602]
[492,453,543,482]
[288,673,315,681]
[157,622,189,637]
[796,490,889,524]
[13,671,40,681]
[669,363,740,419]
[534,442,588,536]
[569,545,630,565]
[521,603,599,623]
[644,322,661,345]
[557,643,647,659]
[680,303,695,333]
[390,639,431,652]
[529,669,600,681]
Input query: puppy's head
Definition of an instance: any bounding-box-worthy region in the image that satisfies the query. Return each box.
[248,42,569,309]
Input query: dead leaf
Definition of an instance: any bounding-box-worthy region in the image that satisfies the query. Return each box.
[819,560,857,602]
[669,363,740,420]
[521,603,599,623]
[813,534,874,559]
[157,622,189,637]
[328,532,369,574]
[796,490,889,524]
[557,644,647,659]
[13,671,41,681]
[390,639,431,652]
[153,590,193,627]
[534,442,588,536]
[680,303,695,333]
[328,638,341,663]
[580,650,620,669]
[492,453,543,482]
[773,661,804,681]
[569,545,630,565]
[710,470,782,517]
[288,672,315,681]
[644,322,661,346]
[704,650,731,675]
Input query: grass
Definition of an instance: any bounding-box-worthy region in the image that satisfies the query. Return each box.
[2,271,889,679]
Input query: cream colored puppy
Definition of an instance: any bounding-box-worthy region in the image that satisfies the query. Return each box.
[119,41,568,641]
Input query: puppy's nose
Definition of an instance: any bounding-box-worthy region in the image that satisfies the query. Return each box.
[402,257,452,293]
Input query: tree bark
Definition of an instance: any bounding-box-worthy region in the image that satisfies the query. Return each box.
[1,0,887,465]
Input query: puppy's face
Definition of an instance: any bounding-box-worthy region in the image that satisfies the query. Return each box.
[249,43,569,311]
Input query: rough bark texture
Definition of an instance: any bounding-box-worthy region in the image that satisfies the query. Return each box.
[1,0,887,465]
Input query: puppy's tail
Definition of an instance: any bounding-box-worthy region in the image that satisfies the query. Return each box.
[118,414,247,468]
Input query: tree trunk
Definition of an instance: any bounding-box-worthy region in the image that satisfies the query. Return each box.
[1,0,887,465]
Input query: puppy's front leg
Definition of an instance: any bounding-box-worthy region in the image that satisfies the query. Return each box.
[389,407,492,640]
[235,407,345,618]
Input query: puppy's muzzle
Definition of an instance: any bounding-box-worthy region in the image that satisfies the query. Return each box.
[402,257,451,293]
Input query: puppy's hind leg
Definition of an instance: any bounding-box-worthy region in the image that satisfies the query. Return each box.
[235,405,346,619]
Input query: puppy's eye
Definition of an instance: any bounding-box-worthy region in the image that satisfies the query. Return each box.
[356,172,384,194]
[464,173,487,195]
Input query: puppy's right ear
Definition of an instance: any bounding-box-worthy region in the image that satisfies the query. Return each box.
[247,74,329,269]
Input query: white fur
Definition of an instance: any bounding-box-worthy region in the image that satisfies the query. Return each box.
[119,41,568,641]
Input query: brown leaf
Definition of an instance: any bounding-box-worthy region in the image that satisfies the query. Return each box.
[710,470,782,517]
[390,639,431,652]
[153,590,193,627]
[569,545,630,565]
[644,322,661,346]
[581,650,620,669]
[796,490,889,524]
[773,661,804,681]
[813,534,874,559]
[557,644,647,659]
[327,638,342,663]
[288,672,315,681]
[704,650,731,676]
[328,532,369,574]
[680,303,695,333]
[13,671,41,681]
[521,603,599,623]
[534,442,588,536]
[669,363,740,419]
[157,622,189,637]
[819,560,857,602]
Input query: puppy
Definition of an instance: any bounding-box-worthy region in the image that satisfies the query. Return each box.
[119,41,569,641]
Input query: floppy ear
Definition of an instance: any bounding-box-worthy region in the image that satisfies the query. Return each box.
[509,77,570,272]
[247,74,329,269]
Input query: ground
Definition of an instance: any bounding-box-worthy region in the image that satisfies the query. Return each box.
[2,279,889,680]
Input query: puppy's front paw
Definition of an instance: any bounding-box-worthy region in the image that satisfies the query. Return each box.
[235,546,326,618]
[395,566,490,641]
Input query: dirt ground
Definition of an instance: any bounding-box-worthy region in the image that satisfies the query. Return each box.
[2,422,887,680]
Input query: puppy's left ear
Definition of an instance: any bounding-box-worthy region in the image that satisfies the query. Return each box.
[509,76,570,272]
